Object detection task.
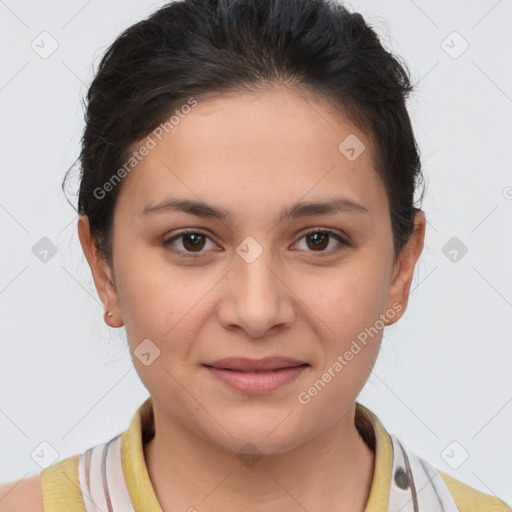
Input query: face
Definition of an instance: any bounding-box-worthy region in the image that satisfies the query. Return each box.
[79,85,425,455]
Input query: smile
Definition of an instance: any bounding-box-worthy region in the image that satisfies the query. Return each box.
[203,363,310,393]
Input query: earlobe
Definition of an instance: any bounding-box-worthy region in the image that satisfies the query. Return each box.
[77,215,124,327]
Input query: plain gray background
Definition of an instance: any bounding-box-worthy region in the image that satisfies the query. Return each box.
[1,0,511,505]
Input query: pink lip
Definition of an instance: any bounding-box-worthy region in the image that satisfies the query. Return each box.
[203,357,310,393]
[204,356,307,371]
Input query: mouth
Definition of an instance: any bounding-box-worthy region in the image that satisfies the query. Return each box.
[203,356,309,372]
[202,357,310,393]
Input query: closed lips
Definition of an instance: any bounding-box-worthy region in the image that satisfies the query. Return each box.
[204,365,309,373]
[202,357,310,372]
[203,357,310,393]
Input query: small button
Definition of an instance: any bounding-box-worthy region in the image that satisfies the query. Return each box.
[394,467,410,490]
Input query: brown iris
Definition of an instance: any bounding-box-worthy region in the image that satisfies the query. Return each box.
[182,233,206,252]
[306,232,330,251]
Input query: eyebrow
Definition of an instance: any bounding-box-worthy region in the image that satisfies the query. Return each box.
[140,196,369,221]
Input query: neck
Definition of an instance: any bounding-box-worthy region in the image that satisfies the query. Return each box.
[143,401,375,512]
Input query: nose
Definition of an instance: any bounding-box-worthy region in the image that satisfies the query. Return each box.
[216,245,296,339]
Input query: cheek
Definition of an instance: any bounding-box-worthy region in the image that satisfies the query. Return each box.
[293,255,389,394]
[299,256,390,337]
[296,270,386,415]
[116,257,217,371]
[113,247,179,340]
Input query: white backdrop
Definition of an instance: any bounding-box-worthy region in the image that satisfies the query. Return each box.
[1,0,511,504]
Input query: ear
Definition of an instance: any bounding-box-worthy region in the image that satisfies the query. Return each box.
[77,215,124,327]
[385,210,426,326]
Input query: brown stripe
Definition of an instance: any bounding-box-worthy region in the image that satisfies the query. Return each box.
[84,448,92,495]
[101,439,114,512]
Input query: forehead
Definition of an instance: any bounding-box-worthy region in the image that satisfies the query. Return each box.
[115,85,388,221]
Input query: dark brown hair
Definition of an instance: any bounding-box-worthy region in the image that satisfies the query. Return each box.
[63,0,425,267]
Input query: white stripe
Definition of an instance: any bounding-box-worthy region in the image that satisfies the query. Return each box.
[78,451,95,512]
[78,434,136,512]
[89,442,110,512]
[79,445,108,512]
[104,435,136,512]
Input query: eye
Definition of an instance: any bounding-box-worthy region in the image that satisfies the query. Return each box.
[163,228,350,258]
[163,229,218,257]
[293,229,349,254]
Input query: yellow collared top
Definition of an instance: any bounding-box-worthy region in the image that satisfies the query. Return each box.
[40,397,511,511]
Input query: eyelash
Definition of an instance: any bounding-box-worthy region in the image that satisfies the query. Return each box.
[162,228,350,258]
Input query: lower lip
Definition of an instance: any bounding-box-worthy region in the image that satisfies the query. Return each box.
[204,365,309,393]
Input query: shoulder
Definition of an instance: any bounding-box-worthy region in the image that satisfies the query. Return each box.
[0,474,44,512]
[438,469,511,512]
[40,454,86,511]
[0,454,85,512]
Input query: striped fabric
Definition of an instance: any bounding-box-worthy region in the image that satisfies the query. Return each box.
[77,434,136,512]
[387,434,459,512]
[76,423,461,512]
[40,398,511,511]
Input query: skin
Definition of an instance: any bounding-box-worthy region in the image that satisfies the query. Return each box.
[78,84,425,511]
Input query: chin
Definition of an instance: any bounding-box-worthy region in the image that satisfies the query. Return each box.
[205,411,311,457]
[215,432,303,459]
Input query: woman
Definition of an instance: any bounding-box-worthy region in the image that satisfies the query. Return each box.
[1,0,509,510]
